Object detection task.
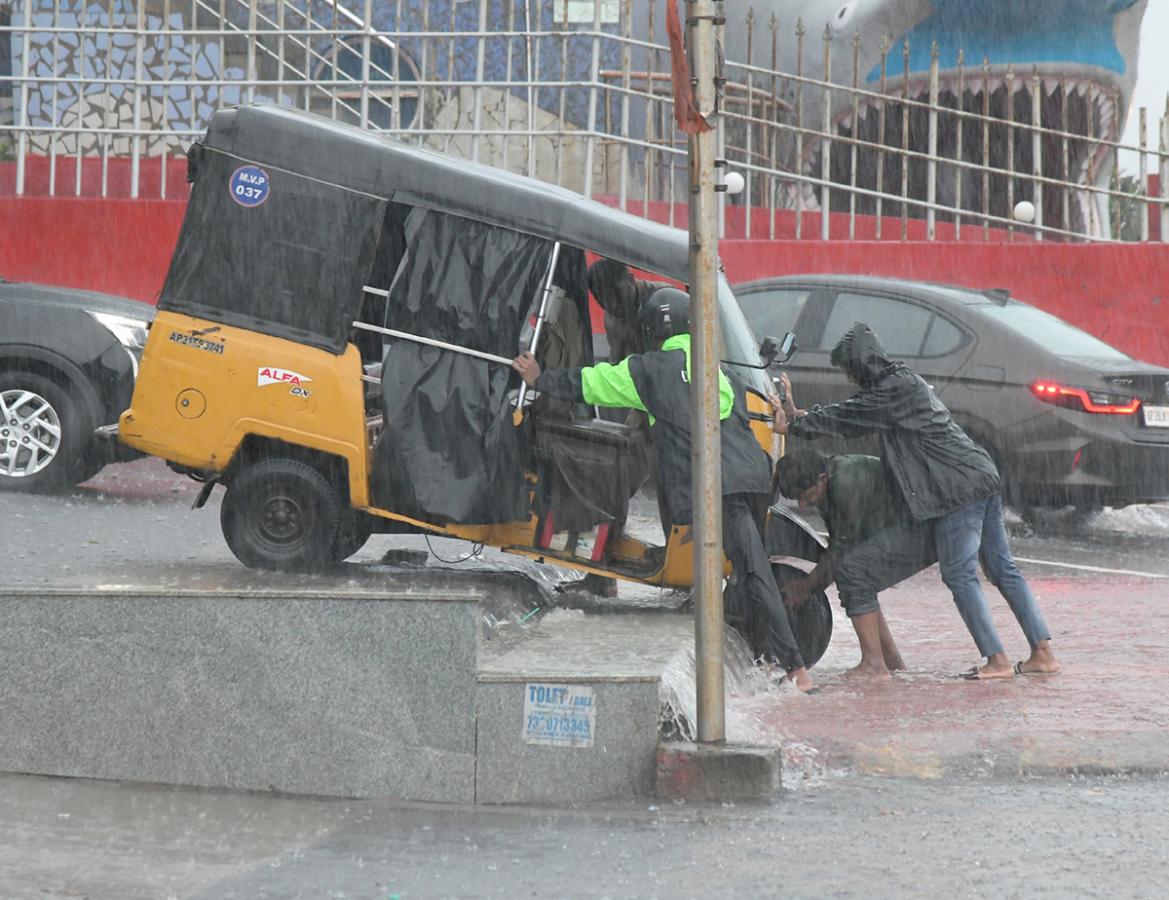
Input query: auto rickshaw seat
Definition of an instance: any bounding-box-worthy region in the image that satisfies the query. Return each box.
[531,417,648,533]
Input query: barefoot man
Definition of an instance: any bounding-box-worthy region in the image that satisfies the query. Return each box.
[775,450,936,680]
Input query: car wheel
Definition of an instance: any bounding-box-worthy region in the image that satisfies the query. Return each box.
[220,458,341,572]
[333,508,375,561]
[0,370,88,493]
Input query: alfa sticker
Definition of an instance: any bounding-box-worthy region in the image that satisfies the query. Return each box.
[257,366,310,387]
[229,165,270,207]
[258,366,312,397]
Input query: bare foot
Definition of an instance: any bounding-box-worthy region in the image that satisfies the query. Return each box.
[961,660,1015,680]
[787,667,816,693]
[883,654,907,672]
[845,661,892,681]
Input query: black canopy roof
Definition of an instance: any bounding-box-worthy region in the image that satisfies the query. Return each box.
[202,103,696,282]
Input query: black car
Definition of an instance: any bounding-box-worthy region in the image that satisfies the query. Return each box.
[735,274,1169,509]
[0,279,154,492]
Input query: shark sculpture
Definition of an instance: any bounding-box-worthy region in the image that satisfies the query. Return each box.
[719,0,1150,236]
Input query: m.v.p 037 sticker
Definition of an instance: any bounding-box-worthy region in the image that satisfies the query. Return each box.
[229,165,270,207]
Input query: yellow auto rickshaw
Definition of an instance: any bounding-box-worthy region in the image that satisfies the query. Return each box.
[117,104,832,664]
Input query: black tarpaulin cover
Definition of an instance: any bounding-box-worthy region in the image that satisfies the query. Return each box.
[372,209,552,524]
[160,145,385,354]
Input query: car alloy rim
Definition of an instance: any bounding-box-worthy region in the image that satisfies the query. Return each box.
[0,388,63,478]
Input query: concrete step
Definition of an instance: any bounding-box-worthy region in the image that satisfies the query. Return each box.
[0,569,731,805]
[477,610,694,804]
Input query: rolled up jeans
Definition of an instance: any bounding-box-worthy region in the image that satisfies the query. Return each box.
[834,518,938,618]
[935,494,1051,657]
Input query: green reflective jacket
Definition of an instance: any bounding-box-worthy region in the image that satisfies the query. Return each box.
[578,334,733,423]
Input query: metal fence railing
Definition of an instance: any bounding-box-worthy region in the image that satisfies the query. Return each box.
[2,0,1167,242]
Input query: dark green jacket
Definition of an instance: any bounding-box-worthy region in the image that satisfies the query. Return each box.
[534,334,771,525]
[821,454,903,553]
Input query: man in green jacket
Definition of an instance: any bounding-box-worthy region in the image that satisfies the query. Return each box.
[513,288,815,692]
[776,450,938,681]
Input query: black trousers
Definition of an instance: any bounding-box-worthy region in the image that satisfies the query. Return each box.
[721,492,805,672]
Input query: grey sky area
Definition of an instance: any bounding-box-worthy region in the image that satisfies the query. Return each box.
[1121,0,1168,163]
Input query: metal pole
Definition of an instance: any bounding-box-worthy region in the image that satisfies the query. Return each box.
[359,0,372,129]
[1031,69,1043,239]
[1139,106,1149,242]
[514,241,563,415]
[582,0,603,199]
[246,0,258,104]
[1005,66,1016,239]
[15,0,31,196]
[687,0,725,746]
[1160,97,1168,243]
[820,26,831,241]
[926,42,938,241]
[471,0,487,162]
[352,319,516,366]
[131,0,144,198]
[954,49,964,239]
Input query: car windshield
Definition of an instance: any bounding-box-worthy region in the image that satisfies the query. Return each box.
[973,303,1132,361]
[718,275,771,395]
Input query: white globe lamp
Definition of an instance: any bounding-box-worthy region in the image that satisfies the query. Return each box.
[1013,200,1036,224]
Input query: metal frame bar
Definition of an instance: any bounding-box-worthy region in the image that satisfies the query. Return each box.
[0,2,1165,244]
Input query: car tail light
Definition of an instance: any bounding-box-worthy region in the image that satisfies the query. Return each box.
[1030,381,1141,415]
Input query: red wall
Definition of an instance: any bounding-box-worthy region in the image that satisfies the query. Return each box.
[3,194,1168,367]
[0,197,187,303]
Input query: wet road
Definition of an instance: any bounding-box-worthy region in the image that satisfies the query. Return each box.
[4,460,1169,898]
[5,457,1169,588]
[2,771,1168,899]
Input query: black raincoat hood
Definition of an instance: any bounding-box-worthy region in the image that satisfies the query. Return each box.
[830,323,893,388]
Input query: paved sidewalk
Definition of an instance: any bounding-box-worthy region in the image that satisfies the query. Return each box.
[728,564,1169,780]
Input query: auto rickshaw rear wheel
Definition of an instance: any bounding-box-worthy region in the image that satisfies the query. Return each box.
[220,457,341,572]
[333,508,375,561]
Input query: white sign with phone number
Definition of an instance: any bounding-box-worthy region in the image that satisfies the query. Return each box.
[522,683,596,748]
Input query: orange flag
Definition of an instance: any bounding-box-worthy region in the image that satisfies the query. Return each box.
[665,0,712,134]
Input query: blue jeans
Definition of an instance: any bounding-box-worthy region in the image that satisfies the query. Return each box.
[935,495,1052,658]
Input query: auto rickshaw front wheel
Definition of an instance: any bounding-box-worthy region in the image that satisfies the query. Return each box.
[220,457,341,572]
[771,562,833,669]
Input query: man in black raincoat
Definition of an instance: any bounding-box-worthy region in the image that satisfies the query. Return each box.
[514,288,815,692]
[774,322,1060,679]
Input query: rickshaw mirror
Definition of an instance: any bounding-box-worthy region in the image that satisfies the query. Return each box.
[758,336,780,366]
[759,333,797,367]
